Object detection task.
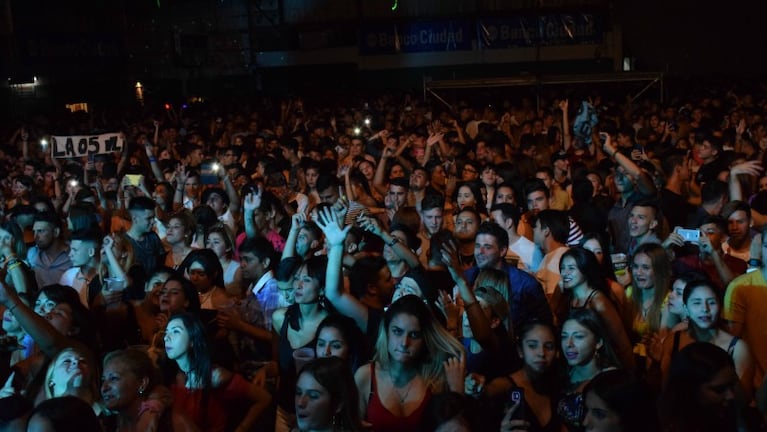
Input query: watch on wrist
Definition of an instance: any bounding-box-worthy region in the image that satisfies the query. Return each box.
[387,237,400,247]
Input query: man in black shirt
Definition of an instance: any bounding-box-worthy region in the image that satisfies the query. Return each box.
[694,133,729,186]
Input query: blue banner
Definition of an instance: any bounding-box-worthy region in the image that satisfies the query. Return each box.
[360,20,473,55]
[478,14,603,48]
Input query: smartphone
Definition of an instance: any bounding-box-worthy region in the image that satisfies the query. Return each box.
[676,227,700,244]
[598,132,609,145]
[200,160,219,185]
[508,388,526,420]
[126,174,141,187]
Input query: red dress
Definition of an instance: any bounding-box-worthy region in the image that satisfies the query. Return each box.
[365,364,432,432]
[171,373,251,432]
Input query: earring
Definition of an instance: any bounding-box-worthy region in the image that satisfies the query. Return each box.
[49,381,55,389]
[138,386,146,396]
[319,293,327,309]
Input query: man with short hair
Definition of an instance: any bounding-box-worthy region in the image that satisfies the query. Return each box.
[687,180,728,229]
[673,215,747,293]
[627,199,663,255]
[418,194,445,266]
[490,203,542,272]
[464,221,551,333]
[531,210,569,312]
[536,166,571,210]
[453,207,481,271]
[408,166,429,209]
[385,177,410,223]
[660,150,698,230]
[316,174,341,205]
[694,133,729,186]
[603,134,657,254]
[240,237,285,333]
[27,211,71,288]
[722,201,753,262]
[125,197,164,298]
[520,179,583,247]
[60,228,102,308]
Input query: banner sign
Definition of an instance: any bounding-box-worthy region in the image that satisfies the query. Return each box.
[51,133,125,158]
[360,20,473,55]
[478,14,603,48]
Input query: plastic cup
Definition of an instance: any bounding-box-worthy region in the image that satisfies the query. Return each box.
[104,277,127,292]
[292,347,315,372]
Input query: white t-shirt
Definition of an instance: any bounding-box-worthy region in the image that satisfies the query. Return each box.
[59,267,90,309]
[508,236,543,273]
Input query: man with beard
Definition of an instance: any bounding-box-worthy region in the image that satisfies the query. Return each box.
[27,211,71,289]
[722,201,754,262]
[464,221,551,333]
[453,207,481,271]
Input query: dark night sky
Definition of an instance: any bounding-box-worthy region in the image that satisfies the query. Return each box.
[617,0,767,75]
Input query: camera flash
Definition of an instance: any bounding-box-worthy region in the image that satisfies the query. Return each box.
[354,127,361,135]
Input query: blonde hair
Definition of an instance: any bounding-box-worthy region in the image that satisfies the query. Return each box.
[44,347,98,400]
[373,295,464,393]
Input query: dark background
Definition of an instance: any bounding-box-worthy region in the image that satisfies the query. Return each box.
[1,0,765,116]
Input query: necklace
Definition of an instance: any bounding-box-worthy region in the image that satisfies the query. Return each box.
[389,370,415,404]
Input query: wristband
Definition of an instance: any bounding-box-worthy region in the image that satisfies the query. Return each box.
[387,237,400,247]
[748,259,762,268]
[149,157,157,163]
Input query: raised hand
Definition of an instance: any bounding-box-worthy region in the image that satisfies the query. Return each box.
[730,160,762,178]
[314,207,350,247]
[291,211,307,230]
[243,187,262,213]
[559,99,569,112]
[443,352,466,394]
[357,214,383,238]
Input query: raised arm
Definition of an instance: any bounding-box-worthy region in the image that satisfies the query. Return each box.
[315,207,369,331]
[560,100,572,151]
[441,242,495,349]
[0,278,77,358]
[373,148,391,195]
[601,133,657,196]
[728,160,762,202]
[358,214,420,269]
[281,211,306,260]
[243,188,262,240]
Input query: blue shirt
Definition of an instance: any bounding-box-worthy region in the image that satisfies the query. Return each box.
[465,263,552,333]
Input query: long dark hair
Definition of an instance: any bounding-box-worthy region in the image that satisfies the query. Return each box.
[583,369,659,432]
[659,342,739,432]
[579,232,616,282]
[298,357,362,431]
[559,247,610,296]
[315,314,367,373]
[166,312,213,429]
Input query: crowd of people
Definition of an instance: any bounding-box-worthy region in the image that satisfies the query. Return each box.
[1,84,767,431]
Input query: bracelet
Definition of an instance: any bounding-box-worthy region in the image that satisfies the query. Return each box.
[149,157,157,163]
[387,237,400,247]
[5,257,19,268]
[7,303,17,313]
[7,262,22,272]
